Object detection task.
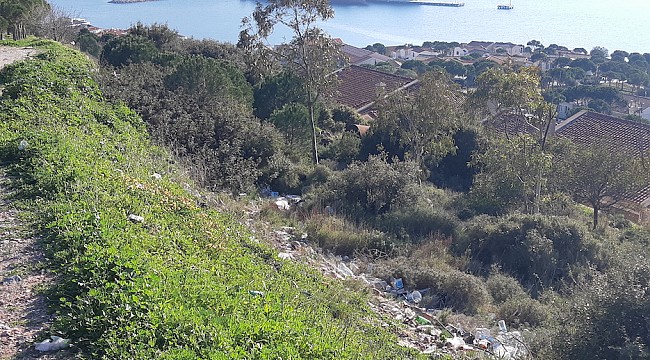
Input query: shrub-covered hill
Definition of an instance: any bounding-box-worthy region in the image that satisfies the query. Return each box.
[0,39,419,359]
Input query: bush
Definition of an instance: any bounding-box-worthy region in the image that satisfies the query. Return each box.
[319,156,420,218]
[497,297,549,328]
[543,246,650,360]
[455,214,598,294]
[377,204,459,241]
[486,273,528,304]
[437,272,492,315]
[305,215,393,256]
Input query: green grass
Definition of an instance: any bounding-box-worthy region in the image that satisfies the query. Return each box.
[0,39,420,359]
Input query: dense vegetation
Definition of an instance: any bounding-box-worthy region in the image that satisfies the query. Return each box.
[0,39,419,359]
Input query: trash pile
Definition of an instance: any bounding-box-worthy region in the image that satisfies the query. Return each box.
[264,225,529,359]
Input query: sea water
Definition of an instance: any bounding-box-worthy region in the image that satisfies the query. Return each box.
[49,0,650,53]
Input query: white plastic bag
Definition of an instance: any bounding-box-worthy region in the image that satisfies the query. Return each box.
[35,336,70,352]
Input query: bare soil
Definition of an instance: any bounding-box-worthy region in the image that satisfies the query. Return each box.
[0,47,40,69]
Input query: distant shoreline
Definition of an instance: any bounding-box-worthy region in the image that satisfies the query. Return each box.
[109,0,156,4]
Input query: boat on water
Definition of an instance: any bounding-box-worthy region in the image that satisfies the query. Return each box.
[497,0,513,9]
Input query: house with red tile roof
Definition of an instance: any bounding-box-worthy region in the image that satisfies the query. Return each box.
[340,44,396,67]
[334,65,419,114]
[555,110,650,224]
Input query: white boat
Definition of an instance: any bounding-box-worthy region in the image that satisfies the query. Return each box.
[497,0,513,9]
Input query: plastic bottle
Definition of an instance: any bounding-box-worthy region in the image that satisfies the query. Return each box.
[498,319,507,333]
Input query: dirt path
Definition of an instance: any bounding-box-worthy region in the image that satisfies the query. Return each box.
[0,47,73,360]
[0,47,40,69]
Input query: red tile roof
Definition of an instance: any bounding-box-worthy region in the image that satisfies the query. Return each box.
[556,111,650,154]
[556,110,650,206]
[483,114,541,136]
[335,65,419,111]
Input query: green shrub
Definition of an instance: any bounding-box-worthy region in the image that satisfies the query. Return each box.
[306,215,393,256]
[544,246,650,360]
[377,204,459,241]
[486,273,528,304]
[497,297,549,328]
[437,271,491,315]
[455,213,598,294]
[319,156,420,218]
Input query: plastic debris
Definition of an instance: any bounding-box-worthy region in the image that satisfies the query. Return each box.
[35,336,70,352]
[498,319,508,333]
[444,336,466,350]
[1,275,22,285]
[18,139,28,151]
[278,252,293,260]
[338,263,354,277]
[151,173,162,180]
[285,195,302,202]
[393,278,404,290]
[275,198,290,210]
[249,290,265,296]
[407,290,423,304]
[127,214,144,223]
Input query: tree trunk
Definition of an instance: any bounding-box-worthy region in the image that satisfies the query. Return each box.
[534,168,542,214]
[308,98,319,165]
[592,204,599,229]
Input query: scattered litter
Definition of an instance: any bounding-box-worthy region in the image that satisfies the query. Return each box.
[445,336,466,350]
[275,198,290,210]
[1,275,22,285]
[127,214,144,223]
[338,262,354,277]
[35,336,70,352]
[18,139,29,151]
[151,173,162,180]
[498,319,507,333]
[393,278,404,290]
[407,290,422,304]
[278,252,293,260]
[258,212,531,359]
[249,290,265,297]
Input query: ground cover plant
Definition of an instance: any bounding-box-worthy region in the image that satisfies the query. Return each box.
[0,39,420,359]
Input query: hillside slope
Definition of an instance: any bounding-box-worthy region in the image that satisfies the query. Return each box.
[0,39,418,359]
